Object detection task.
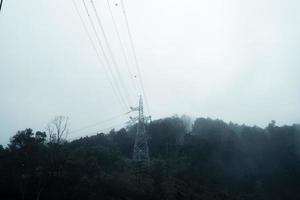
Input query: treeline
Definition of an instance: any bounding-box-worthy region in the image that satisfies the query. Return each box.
[0,116,300,200]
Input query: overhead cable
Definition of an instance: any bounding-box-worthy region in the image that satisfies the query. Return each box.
[82,0,129,109]
[70,110,130,134]
[91,0,133,107]
[106,0,139,96]
[71,0,127,111]
[119,0,151,115]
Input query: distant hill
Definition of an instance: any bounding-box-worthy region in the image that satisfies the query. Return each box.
[1,116,300,200]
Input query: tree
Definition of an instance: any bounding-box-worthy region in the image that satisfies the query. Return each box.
[2,116,300,200]
[46,116,69,144]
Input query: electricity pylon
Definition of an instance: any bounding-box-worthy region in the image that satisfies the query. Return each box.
[130,96,150,162]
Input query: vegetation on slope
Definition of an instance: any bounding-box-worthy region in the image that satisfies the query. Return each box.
[1,116,300,200]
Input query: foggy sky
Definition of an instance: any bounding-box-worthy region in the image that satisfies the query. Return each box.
[0,0,300,145]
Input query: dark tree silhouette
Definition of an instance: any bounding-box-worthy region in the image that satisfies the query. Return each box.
[1,116,300,200]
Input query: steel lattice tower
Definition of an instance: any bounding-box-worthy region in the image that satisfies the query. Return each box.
[132,96,149,162]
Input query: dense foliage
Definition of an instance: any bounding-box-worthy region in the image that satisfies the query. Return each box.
[1,116,300,200]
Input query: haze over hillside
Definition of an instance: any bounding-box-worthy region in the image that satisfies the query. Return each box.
[0,0,299,199]
[1,0,300,145]
[1,116,300,199]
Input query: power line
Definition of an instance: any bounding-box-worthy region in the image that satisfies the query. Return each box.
[69,121,128,141]
[81,0,127,109]
[82,0,129,109]
[106,0,139,96]
[90,0,133,107]
[70,111,130,134]
[71,0,127,112]
[119,0,151,116]
[73,0,151,116]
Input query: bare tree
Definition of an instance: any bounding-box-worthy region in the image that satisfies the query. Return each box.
[46,116,69,143]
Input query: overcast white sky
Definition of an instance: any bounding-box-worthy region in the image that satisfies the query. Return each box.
[0,0,299,145]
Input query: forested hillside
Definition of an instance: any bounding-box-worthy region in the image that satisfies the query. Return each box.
[1,117,300,200]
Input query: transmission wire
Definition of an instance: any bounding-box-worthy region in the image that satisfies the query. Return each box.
[82,0,130,109]
[106,0,139,96]
[91,0,133,107]
[71,0,127,112]
[70,110,130,134]
[119,0,151,115]
[69,121,128,141]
